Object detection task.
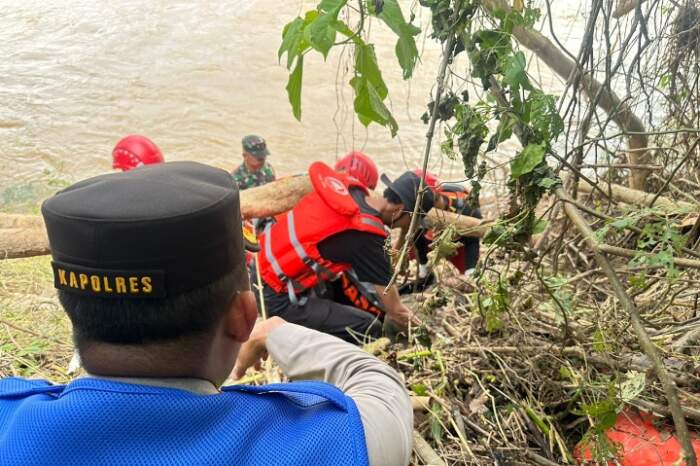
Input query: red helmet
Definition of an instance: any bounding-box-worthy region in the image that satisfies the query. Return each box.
[334,151,379,190]
[112,135,164,171]
[412,169,439,189]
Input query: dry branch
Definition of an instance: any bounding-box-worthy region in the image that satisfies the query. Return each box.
[598,244,700,269]
[413,430,448,466]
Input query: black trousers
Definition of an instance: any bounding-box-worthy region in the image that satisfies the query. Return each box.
[269,296,383,345]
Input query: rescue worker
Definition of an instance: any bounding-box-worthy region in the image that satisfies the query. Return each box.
[112,134,164,171]
[232,134,276,190]
[399,170,482,294]
[334,151,379,190]
[257,161,433,343]
[0,162,412,466]
[330,152,384,314]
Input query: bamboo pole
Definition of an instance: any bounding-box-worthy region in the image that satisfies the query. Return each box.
[556,188,697,466]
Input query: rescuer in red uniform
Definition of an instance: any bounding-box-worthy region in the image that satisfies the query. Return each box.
[398,170,482,294]
[256,161,433,343]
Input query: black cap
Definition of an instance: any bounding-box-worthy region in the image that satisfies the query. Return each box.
[381,171,435,215]
[41,162,249,299]
[242,135,270,159]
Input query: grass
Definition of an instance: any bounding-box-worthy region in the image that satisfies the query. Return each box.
[0,255,73,382]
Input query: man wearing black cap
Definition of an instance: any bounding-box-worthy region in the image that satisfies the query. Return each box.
[232,134,276,190]
[257,162,434,343]
[0,162,413,465]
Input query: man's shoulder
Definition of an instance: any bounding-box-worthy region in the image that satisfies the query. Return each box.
[0,377,53,390]
[232,164,248,177]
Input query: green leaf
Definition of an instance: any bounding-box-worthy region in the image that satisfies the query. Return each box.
[377,0,420,79]
[411,383,428,396]
[279,17,307,69]
[494,113,517,144]
[592,329,607,352]
[524,406,550,435]
[610,217,634,230]
[619,371,645,403]
[355,42,387,97]
[511,142,545,178]
[537,177,559,189]
[286,55,304,120]
[349,42,398,136]
[306,7,342,59]
[528,91,564,141]
[559,365,573,380]
[532,219,548,235]
[318,0,347,12]
[352,77,398,136]
[395,34,419,79]
[502,51,530,91]
[430,401,444,442]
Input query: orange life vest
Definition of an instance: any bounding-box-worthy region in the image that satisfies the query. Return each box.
[258,162,387,303]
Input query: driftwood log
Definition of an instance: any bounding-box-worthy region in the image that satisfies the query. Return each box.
[577,179,697,211]
[0,175,490,260]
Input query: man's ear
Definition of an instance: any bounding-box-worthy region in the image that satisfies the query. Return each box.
[225,290,258,343]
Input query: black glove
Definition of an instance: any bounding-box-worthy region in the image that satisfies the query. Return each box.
[398,271,436,295]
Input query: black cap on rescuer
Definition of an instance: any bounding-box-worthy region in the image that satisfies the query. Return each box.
[41,162,249,299]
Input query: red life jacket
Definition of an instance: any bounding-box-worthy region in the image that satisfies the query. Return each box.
[258,162,387,303]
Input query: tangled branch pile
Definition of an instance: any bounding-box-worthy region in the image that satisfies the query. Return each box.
[385,180,700,464]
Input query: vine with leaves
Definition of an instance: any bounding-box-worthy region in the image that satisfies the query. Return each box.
[279,0,564,251]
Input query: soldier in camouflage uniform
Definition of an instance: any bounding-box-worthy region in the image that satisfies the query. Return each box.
[232,135,276,190]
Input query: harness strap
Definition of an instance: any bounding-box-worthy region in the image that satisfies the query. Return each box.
[286,210,339,295]
[264,222,307,307]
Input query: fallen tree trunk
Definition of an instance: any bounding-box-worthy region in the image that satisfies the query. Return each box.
[577,179,697,211]
[481,0,651,191]
[613,0,642,17]
[0,175,491,260]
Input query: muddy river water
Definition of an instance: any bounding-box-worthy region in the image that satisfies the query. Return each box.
[0,0,585,210]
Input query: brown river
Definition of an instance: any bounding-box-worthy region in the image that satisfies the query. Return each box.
[0,0,585,211]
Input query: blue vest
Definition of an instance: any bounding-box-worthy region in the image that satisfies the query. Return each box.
[0,377,369,466]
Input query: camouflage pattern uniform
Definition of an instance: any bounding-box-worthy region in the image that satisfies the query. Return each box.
[232,162,276,190]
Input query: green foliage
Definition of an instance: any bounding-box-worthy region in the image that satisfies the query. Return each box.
[286,56,304,119]
[597,207,687,282]
[539,274,576,322]
[375,0,421,79]
[511,142,545,178]
[473,277,510,333]
[575,371,646,462]
[279,0,419,135]
[428,224,461,267]
[417,2,563,248]
[351,42,399,135]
